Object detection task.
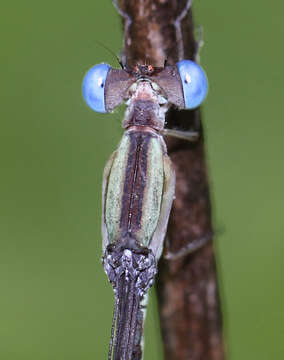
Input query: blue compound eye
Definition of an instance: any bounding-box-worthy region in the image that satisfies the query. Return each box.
[82,63,111,113]
[176,60,208,109]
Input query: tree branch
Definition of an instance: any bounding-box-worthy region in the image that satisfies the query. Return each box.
[116,1,225,359]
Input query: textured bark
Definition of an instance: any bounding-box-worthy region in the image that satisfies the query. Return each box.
[116,1,225,359]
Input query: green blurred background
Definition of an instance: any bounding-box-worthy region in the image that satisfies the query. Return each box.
[1,1,283,359]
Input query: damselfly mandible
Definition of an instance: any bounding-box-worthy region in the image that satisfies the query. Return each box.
[82,60,207,359]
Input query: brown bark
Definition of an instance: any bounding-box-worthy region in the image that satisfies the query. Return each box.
[116,1,225,359]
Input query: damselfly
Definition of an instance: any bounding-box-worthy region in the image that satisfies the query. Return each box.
[82,58,207,359]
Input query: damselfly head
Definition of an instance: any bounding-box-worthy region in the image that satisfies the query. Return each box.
[82,60,208,114]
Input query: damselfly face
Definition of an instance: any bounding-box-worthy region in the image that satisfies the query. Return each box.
[82,61,208,114]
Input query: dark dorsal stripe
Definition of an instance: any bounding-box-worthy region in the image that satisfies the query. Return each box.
[119,131,151,236]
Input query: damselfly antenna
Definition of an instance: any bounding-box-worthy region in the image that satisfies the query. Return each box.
[94,40,124,69]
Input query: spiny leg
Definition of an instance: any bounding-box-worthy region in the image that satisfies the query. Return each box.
[164,232,213,260]
[194,25,204,62]
[162,128,199,142]
[108,295,119,360]
[174,0,193,61]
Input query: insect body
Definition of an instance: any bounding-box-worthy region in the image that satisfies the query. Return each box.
[82,61,207,360]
